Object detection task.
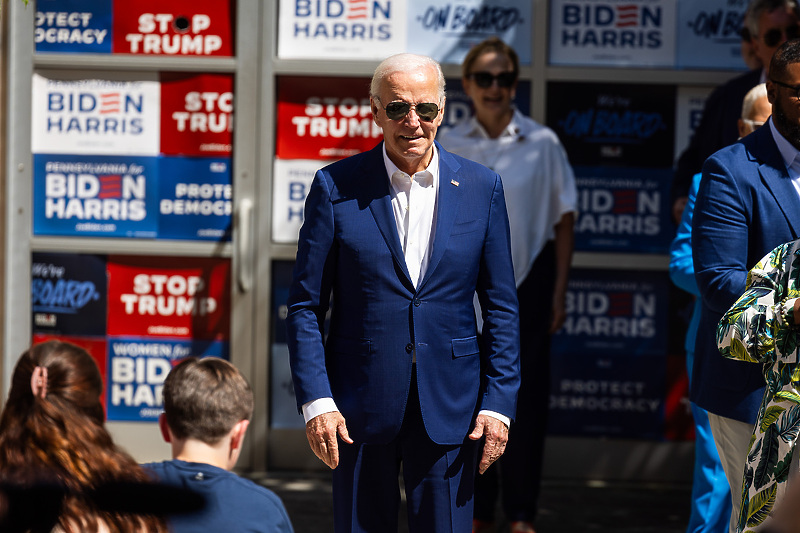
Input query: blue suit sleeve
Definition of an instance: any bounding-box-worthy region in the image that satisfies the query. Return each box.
[669,173,701,296]
[692,156,749,313]
[475,174,521,419]
[285,171,336,410]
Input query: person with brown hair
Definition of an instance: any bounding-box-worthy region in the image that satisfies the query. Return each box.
[0,340,168,533]
[145,357,294,533]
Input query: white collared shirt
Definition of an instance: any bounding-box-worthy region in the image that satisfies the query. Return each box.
[768,117,800,199]
[438,109,577,286]
[383,144,439,288]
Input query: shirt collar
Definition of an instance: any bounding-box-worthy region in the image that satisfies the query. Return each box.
[769,116,800,172]
[382,143,439,185]
[463,109,523,140]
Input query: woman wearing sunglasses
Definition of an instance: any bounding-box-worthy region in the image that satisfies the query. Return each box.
[438,38,577,533]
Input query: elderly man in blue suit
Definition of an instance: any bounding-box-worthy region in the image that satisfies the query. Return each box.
[692,39,800,533]
[286,53,520,533]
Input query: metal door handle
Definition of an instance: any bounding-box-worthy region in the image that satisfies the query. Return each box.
[237,198,253,292]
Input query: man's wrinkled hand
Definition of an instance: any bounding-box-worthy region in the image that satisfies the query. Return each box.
[306,411,353,469]
[468,413,509,474]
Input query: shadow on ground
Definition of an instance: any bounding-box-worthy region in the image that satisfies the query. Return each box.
[255,472,691,533]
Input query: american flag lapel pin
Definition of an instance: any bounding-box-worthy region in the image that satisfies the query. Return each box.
[451,179,459,186]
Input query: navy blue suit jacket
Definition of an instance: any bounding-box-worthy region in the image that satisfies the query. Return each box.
[672,69,761,201]
[286,142,521,446]
[692,122,800,423]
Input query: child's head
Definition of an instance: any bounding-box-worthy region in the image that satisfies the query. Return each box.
[162,357,254,445]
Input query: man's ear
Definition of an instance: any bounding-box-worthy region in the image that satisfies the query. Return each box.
[738,118,748,138]
[370,96,380,124]
[767,80,777,104]
[158,413,172,443]
[230,419,250,452]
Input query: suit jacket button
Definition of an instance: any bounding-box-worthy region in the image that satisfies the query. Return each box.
[413,299,420,307]
[405,343,413,353]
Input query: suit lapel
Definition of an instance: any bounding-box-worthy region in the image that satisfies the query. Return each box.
[752,125,800,239]
[417,144,461,292]
[362,143,414,287]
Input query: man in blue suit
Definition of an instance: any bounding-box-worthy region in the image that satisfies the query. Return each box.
[671,0,799,223]
[286,53,520,532]
[692,39,800,533]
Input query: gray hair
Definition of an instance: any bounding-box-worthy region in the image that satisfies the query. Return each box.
[745,0,798,38]
[741,83,768,119]
[369,53,446,105]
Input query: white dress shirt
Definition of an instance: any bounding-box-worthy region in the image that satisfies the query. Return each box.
[438,109,577,286]
[302,144,510,428]
[384,145,438,288]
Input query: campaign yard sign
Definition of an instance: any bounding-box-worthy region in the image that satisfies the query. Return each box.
[406,0,532,65]
[31,252,108,337]
[106,338,229,421]
[676,0,749,70]
[33,154,159,238]
[276,76,382,160]
[35,0,113,54]
[160,73,234,157]
[158,157,232,241]
[547,81,676,168]
[549,0,677,68]
[106,256,231,340]
[548,268,671,438]
[272,159,327,243]
[548,352,666,438]
[32,72,161,157]
[277,0,407,60]
[113,0,234,56]
[572,166,673,254]
[674,86,714,165]
[552,268,670,358]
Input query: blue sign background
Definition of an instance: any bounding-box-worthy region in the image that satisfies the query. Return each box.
[572,166,673,254]
[158,157,233,241]
[106,338,229,421]
[552,268,670,358]
[35,0,112,54]
[548,352,666,439]
[34,153,159,238]
[546,81,676,168]
[31,252,107,337]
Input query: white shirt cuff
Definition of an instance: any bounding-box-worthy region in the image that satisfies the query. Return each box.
[479,409,510,428]
[302,397,339,424]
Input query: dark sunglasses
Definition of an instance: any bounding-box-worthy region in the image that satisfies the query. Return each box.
[468,71,517,88]
[771,77,800,99]
[380,100,440,122]
[761,25,800,47]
